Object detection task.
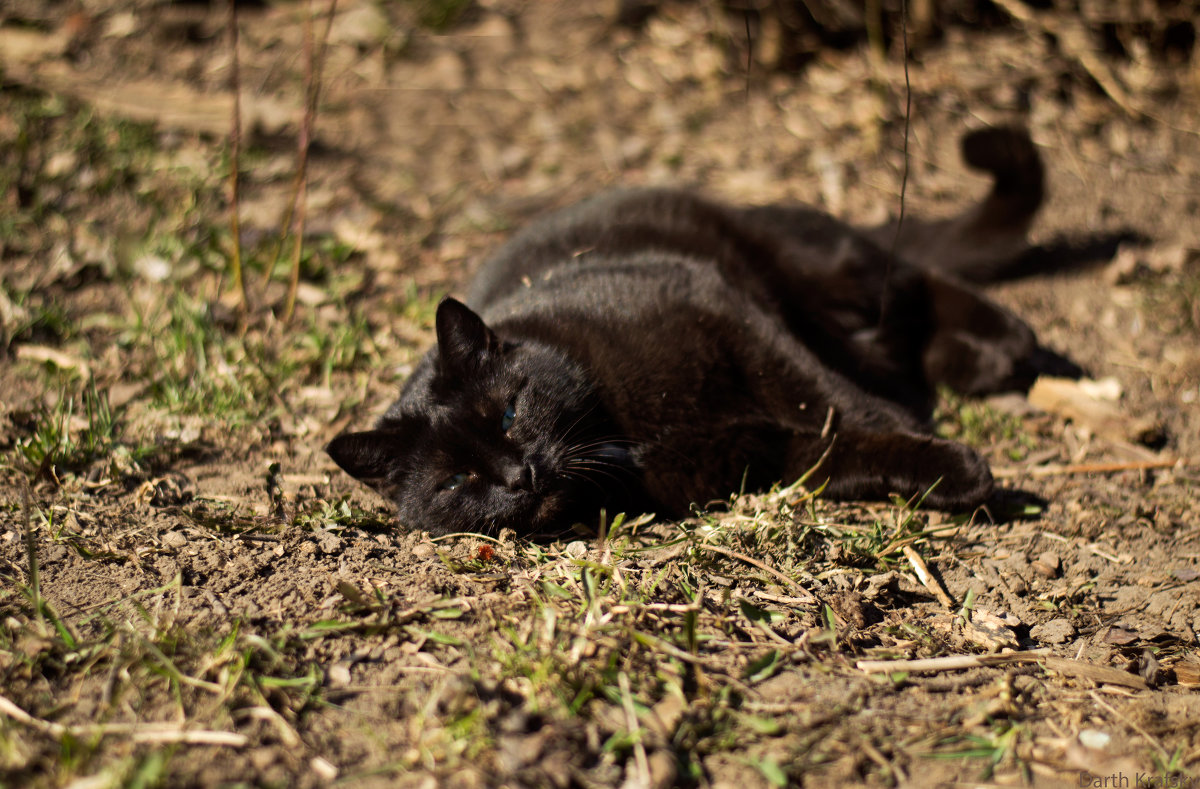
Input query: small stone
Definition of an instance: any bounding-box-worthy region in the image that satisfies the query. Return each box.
[250,749,276,770]
[310,757,338,781]
[1032,551,1061,578]
[1103,624,1140,645]
[327,662,352,686]
[44,150,78,178]
[134,254,172,283]
[104,11,138,38]
[330,4,389,49]
[1003,572,1028,596]
[1030,618,1075,644]
[161,531,188,549]
[564,540,588,558]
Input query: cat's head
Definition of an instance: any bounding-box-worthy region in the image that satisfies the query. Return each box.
[326,298,630,536]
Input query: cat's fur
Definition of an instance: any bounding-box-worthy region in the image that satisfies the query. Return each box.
[328,127,1073,537]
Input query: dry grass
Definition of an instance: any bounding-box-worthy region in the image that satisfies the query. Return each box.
[2,1,1199,786]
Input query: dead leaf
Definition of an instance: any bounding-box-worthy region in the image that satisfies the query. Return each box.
[1028,376,1163,446]
[0,56,296,137]
[0,27,70,65]
[966,609,1020,651]
[15,345,92,379]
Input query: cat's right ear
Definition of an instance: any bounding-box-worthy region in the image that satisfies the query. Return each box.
[326,430,403,491]
[435,297,499,372]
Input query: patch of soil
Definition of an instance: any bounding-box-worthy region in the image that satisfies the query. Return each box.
[2,1,1199,787]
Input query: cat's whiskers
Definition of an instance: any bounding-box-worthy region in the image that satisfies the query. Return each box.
[563,459,628,477]
[561,439,640,501]
[562,445,634,469]
[557,400,604,443]
[558,469,607,493]
[565,437,638,452]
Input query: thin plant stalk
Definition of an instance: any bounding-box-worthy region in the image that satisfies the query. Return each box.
[227,0,248,311]
[261,0,338,297]
[282,0,339,322]
[22,484,41,630]
[878,0,912,332]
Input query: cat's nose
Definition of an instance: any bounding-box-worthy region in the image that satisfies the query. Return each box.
[501,461,537,491]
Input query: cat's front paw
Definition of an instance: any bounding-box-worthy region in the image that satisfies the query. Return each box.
[915,438,993,511]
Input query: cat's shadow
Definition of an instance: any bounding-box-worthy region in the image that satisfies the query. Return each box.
[974,229,1148,283]
[983,487,1050,522]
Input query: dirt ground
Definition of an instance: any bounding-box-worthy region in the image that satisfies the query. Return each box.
[2,1,1199,787]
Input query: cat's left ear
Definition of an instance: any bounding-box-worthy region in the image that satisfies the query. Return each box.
[326,430,404,492]
[435,297,500,371]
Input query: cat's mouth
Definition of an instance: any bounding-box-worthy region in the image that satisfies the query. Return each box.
[507,458,625,535]
[479,486,567,536]
[532,490,567,528]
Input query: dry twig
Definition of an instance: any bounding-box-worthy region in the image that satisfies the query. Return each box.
[858,651,1148,691]
[988,0,1141,117]
[697,543,806,597]
[619,672,652,788]
[993,458,1185,480]
[902,545,956,609]
[856,651,1049,674]
[1088,691,1170,758]
[0,694,247,746]
[227,0,248,311]
[282,0,339,322]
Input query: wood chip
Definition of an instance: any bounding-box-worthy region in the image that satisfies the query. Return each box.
[1173,660,1200,687]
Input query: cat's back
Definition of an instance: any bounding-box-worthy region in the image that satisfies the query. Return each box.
[464,188,776,310]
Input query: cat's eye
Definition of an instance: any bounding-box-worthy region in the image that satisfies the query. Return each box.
[501,403,516,432]
[440,472,470,491]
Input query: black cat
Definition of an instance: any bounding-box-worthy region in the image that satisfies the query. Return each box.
[328,127,1071,537]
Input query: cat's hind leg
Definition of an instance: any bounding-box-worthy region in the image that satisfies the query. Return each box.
[920,271,1082,396]
[784,428,994,511]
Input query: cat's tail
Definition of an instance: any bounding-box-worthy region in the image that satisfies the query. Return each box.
[872,126,1046,283]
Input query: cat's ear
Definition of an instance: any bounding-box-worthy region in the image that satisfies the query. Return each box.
[435,297,499,371]
[326,430,403,491]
